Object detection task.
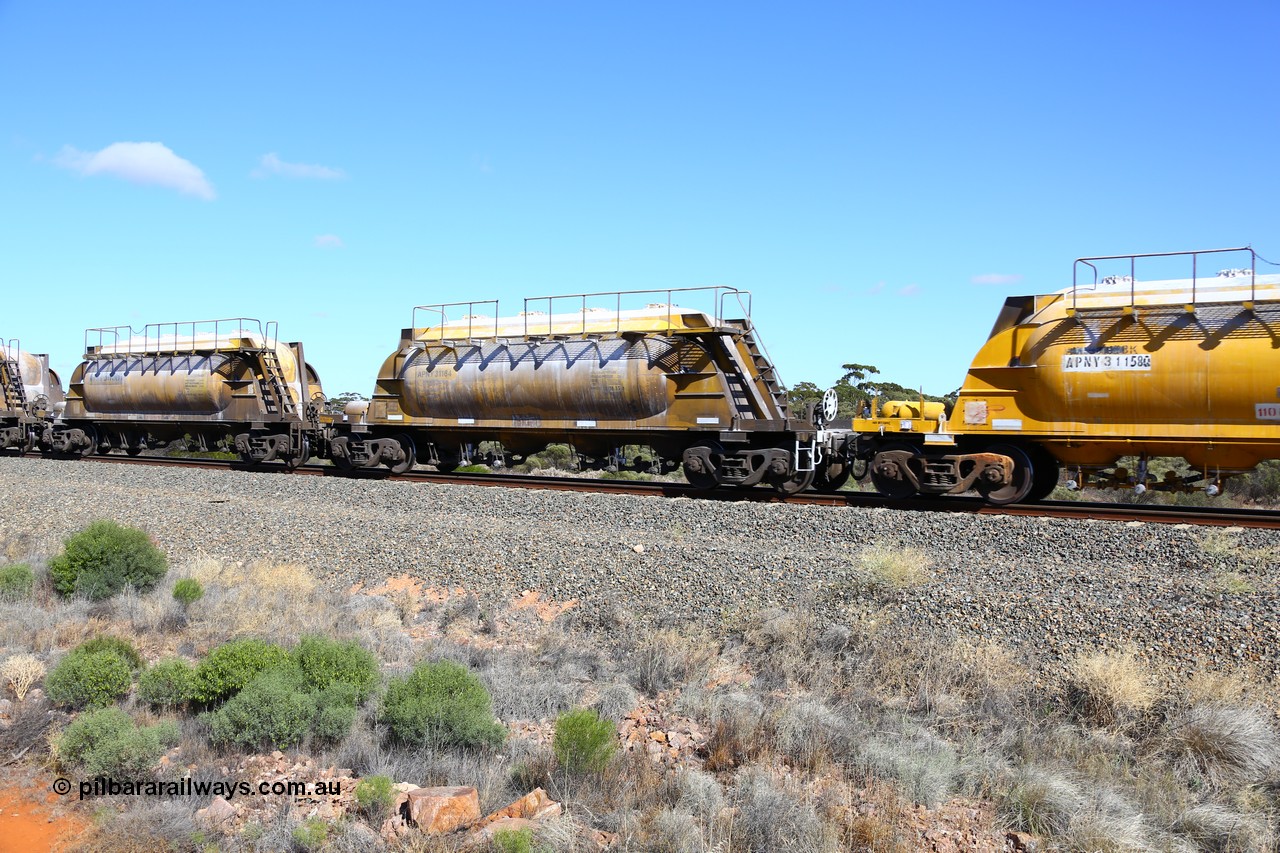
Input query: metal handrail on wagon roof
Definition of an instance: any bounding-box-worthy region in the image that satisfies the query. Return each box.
[85,318,280,356]
[1070,246,1257,314]
[414,286,754,342]
[411,302,501,343]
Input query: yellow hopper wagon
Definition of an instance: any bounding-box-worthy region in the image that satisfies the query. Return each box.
[50,318,325,468]
[332,286,851,493]
[854,247,1280,504]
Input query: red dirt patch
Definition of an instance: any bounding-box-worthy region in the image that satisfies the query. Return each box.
[509,589,577,621]
[0,782,89,852]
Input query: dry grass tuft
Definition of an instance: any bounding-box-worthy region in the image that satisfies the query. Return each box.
[1212,571,1255,596]
[775,698,854,772]
[851,544,932,590]
[737,608,850,692]
[703,691,767,772]
[630,626,717,695]
[1,652,45,701]
[186,558,345,646]
[855,725,958,808]
[65,801,203,853]
[644,808,708,853]
[1059,787,1152,853]
[1171,803,1275,852]
[1065,649,1158,727]
[1198,529,1280,566]
[724,768,835,853]
[1001,766,1084,838]
[1166,703,1280,788]
[1183,666,1253,707]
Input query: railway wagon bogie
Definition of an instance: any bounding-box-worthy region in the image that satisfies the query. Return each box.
[850,401,1046,505]
[52,319,324,469]
[335,287,850,494]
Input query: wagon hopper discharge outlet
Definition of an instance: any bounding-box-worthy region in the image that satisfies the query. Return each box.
[331,286,852,493]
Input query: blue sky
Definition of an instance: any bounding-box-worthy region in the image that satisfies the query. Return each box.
[2,1,1277,398]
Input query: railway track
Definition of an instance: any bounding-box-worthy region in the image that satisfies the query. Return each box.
[76,453,1280,530]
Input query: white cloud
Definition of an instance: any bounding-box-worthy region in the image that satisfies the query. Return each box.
[868,281,886,295]
[53,141,215,200]
[314,234,344,249]
[898,284,920,296]
[254,152,345,180]
[971,273,1024,286]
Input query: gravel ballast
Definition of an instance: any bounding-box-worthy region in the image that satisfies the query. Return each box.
[1,457,1276,682]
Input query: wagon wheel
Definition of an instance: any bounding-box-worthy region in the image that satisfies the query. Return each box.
[236,433,262,468]
[329,436,355,472]
[771,467,816,496]
[976,443,1034,506]
[388,433,416,474]
[869,442,920,500]
[1025,446,1060,503]
[284,436,310,471]
[77,427,99,458]
[681,440,722,491]
[812,459,852,493]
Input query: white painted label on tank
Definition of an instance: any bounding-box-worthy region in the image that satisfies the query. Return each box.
[992,418,1024,430]
[1062,353,1152,371]
[1255,404,1280,420]
[696,417,719,424]
[576,420,597,427]
[457,417,475,424]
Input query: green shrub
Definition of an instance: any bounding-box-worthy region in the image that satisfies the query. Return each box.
[172,578,204,608]
[291,817,329,851]
[56,708,179,776]
[190,638,289,704]
[313,703,356,743]
[74,636,143,672]
[45,649,133,709]
[138,658,195,708]
[1226,460,1280,504]
[518,443,577,472]
[207,668,316,750]
[312,683,359,743]
[292,635,379,702]
[552,708,617,773]
[380,660,505,749]
[354,775,395,820]
[48,520,167,600]
[600,470,652,481]
[492,826,535,853]
[0,563,34,601]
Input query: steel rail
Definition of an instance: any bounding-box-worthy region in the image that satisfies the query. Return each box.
[65,453,1280,530]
